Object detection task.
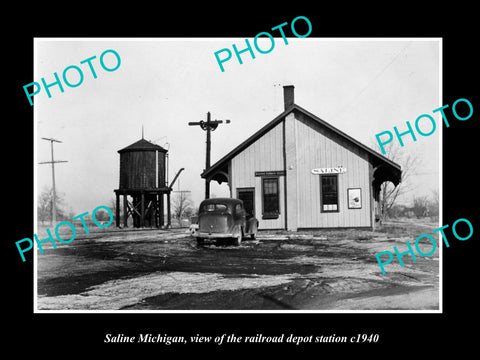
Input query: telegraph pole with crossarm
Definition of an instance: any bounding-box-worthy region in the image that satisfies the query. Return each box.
[39,137,68,225]
[188,112,230,199]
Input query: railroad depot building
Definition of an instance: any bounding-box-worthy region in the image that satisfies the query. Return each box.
[201,86,401,231]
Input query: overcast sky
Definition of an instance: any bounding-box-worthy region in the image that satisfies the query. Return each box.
[35,38,440,215]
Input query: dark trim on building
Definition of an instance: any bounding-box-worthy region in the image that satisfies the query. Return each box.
[368,160,374,229]
[282,119,288,230]
[320,174,340,213]
[261,176,280,220]
[255,170,286,177]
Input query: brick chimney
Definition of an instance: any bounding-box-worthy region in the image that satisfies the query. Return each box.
[283,85,295,110]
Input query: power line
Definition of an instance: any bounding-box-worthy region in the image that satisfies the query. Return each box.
[39,137,68,225]
[332,41,412,119]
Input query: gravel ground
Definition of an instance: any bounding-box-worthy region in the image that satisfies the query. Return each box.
[36,219,440,311]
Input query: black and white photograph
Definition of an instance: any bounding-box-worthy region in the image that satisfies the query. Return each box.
[33,38,441,312]
[7,7,478,355]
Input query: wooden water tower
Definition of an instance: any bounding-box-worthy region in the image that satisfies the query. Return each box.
[114,137,171,228]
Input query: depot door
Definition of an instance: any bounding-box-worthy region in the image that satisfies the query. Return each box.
[237,188,255,218]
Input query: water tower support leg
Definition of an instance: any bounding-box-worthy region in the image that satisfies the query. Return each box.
[115,193,120,227]
[159,194,164,228]
[140,192,145,228]
[167,192,171,228]
[123,194,128,228]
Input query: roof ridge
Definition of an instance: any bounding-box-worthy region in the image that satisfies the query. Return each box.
[118,138,167,153]
[201,103,401,179]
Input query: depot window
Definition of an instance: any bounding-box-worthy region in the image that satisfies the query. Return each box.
[320,175,339,212]
[262,177,280,219]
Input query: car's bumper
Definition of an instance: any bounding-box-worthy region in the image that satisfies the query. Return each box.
[196,232,236,239]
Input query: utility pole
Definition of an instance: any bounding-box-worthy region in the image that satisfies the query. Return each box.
[188,112,230,199]
[39,137,68,225]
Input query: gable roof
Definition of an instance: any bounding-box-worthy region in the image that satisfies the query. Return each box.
[118,138,167,153]
[201,104,401,184]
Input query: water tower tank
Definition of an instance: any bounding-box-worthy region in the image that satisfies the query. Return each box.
[118,138,167,189]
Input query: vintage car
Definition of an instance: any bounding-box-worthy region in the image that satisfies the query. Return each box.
[196,197,258,246]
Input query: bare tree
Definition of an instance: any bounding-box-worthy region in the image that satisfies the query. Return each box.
[172,192,194,221]
[377,142,421,221]
[94,208,111,222]
[37,187,51,224]
[412,196,429,218]
[37,186,67,224]
[427,189,439,221]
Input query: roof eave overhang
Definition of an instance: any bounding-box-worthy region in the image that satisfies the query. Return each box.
[201,106,294,179]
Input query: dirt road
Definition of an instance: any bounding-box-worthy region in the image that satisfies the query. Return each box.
[36,220,439,311]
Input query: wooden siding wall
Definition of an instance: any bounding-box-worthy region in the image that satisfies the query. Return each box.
[119,151,166,189]
[294,112,372,228]
[231,122,285,229]
[158,153,166,187]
